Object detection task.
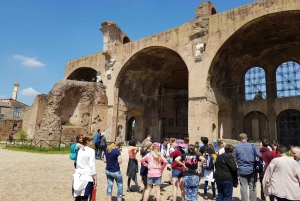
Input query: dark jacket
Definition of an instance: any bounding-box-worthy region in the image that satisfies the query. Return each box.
[214,152,238,181]
[259,147,274,177]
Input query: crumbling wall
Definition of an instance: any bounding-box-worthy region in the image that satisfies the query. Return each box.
[33,80,107,140]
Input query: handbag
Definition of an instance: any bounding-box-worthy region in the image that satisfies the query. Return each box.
[91,188,97,201]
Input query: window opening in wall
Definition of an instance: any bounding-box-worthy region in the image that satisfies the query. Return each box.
[12,123,18,131]
[245,67,266,100]
[13,107,22,118]
[277,110,300,146]
[276,61,300,98]
[0,114,4,119]
[127,117,135,141]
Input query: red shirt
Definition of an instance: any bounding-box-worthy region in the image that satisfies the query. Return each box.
[170,149,184,171]
[272,149,279,158]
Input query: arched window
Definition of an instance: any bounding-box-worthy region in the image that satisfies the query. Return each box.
[276,61,300,98]
[245,67,266,100]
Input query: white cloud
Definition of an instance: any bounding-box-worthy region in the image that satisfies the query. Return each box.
[14,55,45,67]
[20,88,40,96]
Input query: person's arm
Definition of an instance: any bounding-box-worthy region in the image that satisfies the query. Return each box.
[175,156,186,170]
[140,154,149,167]
[117,154,122,164]
[161,155,168,170]
[92,174,97,188]
[199,155,205,167]
[226,156,238,178]
[166,143,170,157]
[103,154,107,163]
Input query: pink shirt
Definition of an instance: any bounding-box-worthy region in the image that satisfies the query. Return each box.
[140,152,167,178]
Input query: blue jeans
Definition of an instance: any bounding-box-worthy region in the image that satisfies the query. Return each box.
[184,175,200,201]
[106,170,123,198]
[216,180,233,201]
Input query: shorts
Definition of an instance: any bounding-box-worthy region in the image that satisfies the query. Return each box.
[184,175,200,201]
[147,177,162,185]
[172,169,183,178]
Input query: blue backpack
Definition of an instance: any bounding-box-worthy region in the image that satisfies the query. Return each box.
[203,153,214,170]
[70,143,78,160]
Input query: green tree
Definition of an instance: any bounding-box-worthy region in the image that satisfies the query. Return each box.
[19,130,27,140]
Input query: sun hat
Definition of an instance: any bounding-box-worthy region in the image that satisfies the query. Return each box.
[173,139,188,149]
[213,139,217,143]
[152,142,160,148]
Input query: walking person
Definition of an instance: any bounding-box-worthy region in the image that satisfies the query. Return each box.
[202,144,217,200]
[104,142,123,201]
[167,139,187,201]
[72,134,84,168]
[93,129,101,159]
[263,145,300,201]
[126,140,142,193]
[140,141,152,201]
[72,136,97,201]
[99,132,107,160]
[140,142,168,201]
[214,144,238,201]
[259,139,275,201]
[175,144,206,201]
[234,133,262,201]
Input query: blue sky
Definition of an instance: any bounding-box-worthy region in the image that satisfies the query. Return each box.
[0,0,254,106]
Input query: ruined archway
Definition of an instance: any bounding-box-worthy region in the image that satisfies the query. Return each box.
[116,46,188,141]
[67,67,98,82]
[208,11,300,137]
[243,111,268,141]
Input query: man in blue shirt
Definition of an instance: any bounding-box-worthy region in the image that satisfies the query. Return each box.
[234,133,261,201]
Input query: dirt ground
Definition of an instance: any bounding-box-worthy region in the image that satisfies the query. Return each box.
[0,146,262,201]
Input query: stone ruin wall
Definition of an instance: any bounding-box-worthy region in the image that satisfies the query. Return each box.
[23,80,108,142]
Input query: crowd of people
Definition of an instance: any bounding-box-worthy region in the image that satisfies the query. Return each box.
[71,131,300,201]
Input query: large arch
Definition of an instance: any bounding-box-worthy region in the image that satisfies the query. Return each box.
[116,46,188,141]
[67,67,98,82]
[243,111,269,141]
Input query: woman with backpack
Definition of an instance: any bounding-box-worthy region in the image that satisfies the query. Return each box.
[70,134,84,168]
[202,144,217,200]
[104,142,123,201]
[175,144,206,201]
[140,141,152,201]
[72,136,97,201]
[140,142,168,201]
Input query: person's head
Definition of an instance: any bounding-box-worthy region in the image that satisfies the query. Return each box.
[129,140,136,146]
[290,146,300,161]
[147,134,153,141]
[170,138,176,145]
[225,144,235,155]
[202,137,209,144]
[82,136,93,147]
[262,139,269,147]
[184,137,189,144]
[151,142,162,161]
[238,133,248,142]
[195,141,199,146]
[278,145,287,156]
[115,142,121,150]
[205,144,216,154]
[173,139,188,150]
[218,139,226,148]
[76,134,84,143]
[162,137,170,146]
[108,142,116,153]
[144,141,152,150]
[271,140,279,150]
[213,139,217,145]
[97,129,100,133]
[200,137,204,142]
[187,144,196,154]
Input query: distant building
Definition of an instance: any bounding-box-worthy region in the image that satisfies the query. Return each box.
[0,82,28,140]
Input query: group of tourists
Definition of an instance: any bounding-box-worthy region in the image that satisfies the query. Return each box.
[70,131,300,201]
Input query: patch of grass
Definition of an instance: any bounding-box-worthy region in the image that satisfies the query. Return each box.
[64,122,75,126]
[4,145,70,154]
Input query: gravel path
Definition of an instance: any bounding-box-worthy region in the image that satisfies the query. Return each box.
[0,146,262,201]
